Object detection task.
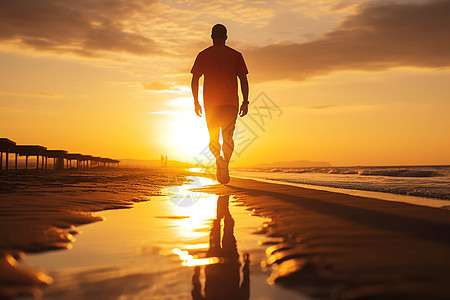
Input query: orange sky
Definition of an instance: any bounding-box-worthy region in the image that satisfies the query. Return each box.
[0,0,449,166]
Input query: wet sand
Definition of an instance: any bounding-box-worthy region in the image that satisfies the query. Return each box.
[198,176,450,299]
[1,169,449,299]
[21,176,308,300]
[0,169,189,299]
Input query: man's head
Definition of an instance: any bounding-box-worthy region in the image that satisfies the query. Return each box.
[211,24,227,44]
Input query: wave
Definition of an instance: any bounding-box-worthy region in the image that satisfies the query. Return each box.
[357,169,439,177]
[262,167,442,178]
[234,166,450,200]
[269,168,311,174]
[328,169,359,175]
[259,178,450,200]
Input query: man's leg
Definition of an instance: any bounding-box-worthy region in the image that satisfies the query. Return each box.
[208,130,221,159]
[221,106,238,162]
[205,107,221,159]
[222,126,235,162]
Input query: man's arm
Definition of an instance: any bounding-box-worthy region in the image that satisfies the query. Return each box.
[238,73,249,117]
[191,74,202,117]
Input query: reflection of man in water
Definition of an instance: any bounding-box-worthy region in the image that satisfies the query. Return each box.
[191,195,250,300]
[191,24,249,184]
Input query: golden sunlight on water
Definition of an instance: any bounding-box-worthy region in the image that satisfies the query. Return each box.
[183,243,210,249]
[188,167,206,173]
[165,176,218,241]
[173,248,221,267]
[168,176,230,267]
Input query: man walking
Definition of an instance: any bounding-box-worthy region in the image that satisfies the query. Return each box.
[191,24,249,184]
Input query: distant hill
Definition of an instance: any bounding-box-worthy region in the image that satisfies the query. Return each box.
[244,160,332,168]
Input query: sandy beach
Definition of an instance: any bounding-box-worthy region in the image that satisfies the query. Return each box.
[0,168,449,299]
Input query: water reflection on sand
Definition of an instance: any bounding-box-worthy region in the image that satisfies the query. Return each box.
[190,195,250,300]
[23,176,308,300]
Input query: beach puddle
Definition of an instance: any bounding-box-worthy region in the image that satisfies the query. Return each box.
[22,176,309,300]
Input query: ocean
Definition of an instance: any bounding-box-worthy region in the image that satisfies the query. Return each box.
[232,165,450,201]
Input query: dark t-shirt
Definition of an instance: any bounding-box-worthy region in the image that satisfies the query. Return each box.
[191,45,248,108]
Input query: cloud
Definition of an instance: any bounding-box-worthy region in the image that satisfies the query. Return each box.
[38,92,59,97]
[307,105,338,110]
[142,82,177,91]
[245,0,450,82]
[166,0,274,28]
[0,91,60,98]
[0,107,22,113]
[0,0,275,60]
[0,0,161,57]
[149,110,180,115]
[305,103,376,111]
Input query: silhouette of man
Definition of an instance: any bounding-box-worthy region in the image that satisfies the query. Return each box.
[191,195,250,300]
[191,24,249,184]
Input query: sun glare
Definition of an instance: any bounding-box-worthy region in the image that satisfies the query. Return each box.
[167,176,221,267]
[173,248,220,267]
[166,176,218,239]
[169,109,210,161]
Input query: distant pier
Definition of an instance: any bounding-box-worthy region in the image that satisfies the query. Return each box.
[0,138,120,171]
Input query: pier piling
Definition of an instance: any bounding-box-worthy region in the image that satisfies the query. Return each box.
[1,138,120,172]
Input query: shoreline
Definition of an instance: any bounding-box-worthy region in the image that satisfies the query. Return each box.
[230,164,450,202]
[230,174,450,209]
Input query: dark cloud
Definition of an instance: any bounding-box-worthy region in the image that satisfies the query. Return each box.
[246,0,450,82]
[0,0,160,56]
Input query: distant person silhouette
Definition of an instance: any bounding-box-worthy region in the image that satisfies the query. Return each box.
[161,154,165,167]
[191,24,249,184]
[191,195,250,300]
[165,155,168,167]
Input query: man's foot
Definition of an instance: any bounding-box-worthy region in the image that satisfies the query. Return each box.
[216,157,230,184]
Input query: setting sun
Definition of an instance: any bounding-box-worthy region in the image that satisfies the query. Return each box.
[169,110,210,161]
